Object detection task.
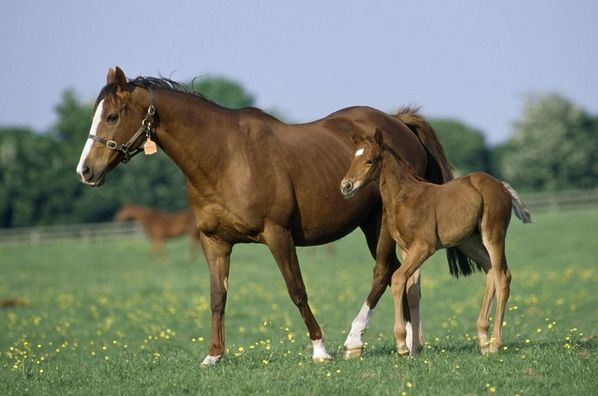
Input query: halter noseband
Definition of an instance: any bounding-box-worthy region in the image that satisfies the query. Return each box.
[87,89,156,163]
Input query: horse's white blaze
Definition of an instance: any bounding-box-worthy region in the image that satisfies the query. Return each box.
[355,148,365,157]
[311,338,332,361]
[76,100,104,178]
[344,302,373,349]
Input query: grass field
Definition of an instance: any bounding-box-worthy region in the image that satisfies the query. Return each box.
[1,208,597,395]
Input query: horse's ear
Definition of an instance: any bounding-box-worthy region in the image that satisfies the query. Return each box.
[374,128,384,146]
[107,68,116,84]
[114,66,128,87]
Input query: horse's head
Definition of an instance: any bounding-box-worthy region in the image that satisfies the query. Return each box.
[76,67,155,186]
[340,128,385,199]
[114,204,135,222]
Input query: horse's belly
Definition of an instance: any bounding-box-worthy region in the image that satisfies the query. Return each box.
[291,184,378,246]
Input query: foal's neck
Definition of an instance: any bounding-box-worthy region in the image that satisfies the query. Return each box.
[378,148,423,203]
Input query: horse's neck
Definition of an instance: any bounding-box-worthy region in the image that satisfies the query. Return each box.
[152,90,241,187]
[379,149,423,205]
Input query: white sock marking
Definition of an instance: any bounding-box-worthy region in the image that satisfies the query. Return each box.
[312,338,332,361]
[344,302,373,348]
[200,354,222,367]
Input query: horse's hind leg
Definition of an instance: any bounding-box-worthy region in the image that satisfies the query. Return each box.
[264,223,331,362]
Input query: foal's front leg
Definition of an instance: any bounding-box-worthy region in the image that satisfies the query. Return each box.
[199,234,232,367]
[344,216,400,358]
[264,223,332,362]
[391,245,431,356]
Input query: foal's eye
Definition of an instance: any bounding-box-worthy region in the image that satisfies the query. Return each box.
[106,112,119,123]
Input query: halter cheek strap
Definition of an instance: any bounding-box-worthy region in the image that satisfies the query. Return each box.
[88,89,156,163]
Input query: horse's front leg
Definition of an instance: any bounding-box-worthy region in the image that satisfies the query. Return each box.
[263,223,332,362]
[199,234,232,367]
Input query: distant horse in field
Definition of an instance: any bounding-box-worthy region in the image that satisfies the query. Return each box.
[340,129,531,355]
[115,204,200,258]
[76,66,470,366]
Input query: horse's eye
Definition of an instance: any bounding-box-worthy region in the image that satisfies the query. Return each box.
[106,112,119,123]
[365,160,373,165]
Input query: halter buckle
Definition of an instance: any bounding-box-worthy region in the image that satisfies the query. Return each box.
[106,140,119,150]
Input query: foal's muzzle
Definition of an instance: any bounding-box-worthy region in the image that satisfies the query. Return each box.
[340,179,358,199]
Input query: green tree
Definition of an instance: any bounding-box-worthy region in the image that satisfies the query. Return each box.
[0,128,58,226]
[429,119,491,176]
[499,93,598,191]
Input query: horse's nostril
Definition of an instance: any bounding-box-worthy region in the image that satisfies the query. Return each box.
[82,165,91,177]
[344,181,353,191]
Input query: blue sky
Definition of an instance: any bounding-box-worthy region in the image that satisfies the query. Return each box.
[1,1,596,144]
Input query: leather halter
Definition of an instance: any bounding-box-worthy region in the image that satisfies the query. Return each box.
[87,90,156,163]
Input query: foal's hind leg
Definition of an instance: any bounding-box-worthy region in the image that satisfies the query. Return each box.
[456,239,495,353]
[483,237,511,353]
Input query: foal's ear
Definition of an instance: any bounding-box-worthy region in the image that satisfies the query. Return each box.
[374,128,384,145]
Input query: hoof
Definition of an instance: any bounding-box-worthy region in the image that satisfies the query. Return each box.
[480,344,498,355]
[200,354,222,367]
[397,347,410,357]
[312,353,333,363]
[344,346,363,359]
[409,346,423,357]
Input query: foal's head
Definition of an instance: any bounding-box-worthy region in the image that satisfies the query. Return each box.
[340,128,385,199]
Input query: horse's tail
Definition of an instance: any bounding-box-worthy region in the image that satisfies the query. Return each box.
[394,106,453,184]
[394,106,482,277]
[501,181,532,224]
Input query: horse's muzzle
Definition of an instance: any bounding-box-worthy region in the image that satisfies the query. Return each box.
[77,165,105,187]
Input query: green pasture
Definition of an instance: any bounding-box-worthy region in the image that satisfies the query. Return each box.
[1,208,597,395]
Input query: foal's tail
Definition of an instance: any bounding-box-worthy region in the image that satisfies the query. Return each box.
[501,181,532,224]
[395,107,482,277]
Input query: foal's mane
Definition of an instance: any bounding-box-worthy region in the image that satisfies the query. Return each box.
[379,142,424,182]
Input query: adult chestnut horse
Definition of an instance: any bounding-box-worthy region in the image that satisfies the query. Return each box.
[115,204,200,258]
[76,67,469,366]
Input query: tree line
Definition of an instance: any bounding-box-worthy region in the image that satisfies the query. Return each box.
[1,78,597,228]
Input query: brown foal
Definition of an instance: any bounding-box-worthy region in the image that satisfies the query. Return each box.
[341,128,531,355]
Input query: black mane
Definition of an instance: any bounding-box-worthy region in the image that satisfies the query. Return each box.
[94,75,221,109]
